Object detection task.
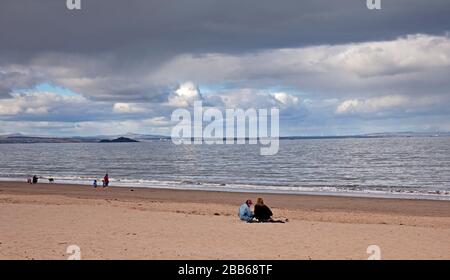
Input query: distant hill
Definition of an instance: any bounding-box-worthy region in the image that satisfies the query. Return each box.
[361,132,450,137]
[94,133,169,141]
[0,133,168,144]
[99,137,139,143]
[0,135,97,144]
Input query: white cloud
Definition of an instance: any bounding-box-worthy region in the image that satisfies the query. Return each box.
[210,88,300,111]
[336,99,361,114]
[326,34,450,77]
[142,116,170,127]
[0,92,88,116]
[336,94,448,115]
[167,81,203,107]
[272,92,299,107]
[113,103,147,114]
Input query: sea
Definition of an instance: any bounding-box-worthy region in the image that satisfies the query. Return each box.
[1,137,449,200]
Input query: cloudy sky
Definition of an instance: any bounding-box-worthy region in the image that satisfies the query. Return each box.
[1,0,450,136]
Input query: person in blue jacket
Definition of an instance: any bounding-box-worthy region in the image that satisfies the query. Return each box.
[238,199,254,222]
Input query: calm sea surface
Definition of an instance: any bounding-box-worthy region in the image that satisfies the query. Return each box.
[1,137,449,200]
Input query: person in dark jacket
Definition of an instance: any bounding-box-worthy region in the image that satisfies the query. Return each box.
[103,174,109,188]
[254,198,285,223]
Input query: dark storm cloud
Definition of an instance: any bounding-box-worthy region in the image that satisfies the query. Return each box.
[1,0,449,56]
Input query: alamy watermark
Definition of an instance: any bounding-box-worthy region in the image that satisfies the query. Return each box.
[367,245,381,260]
[66,244,81,260]
[66,0,81,10]
[171,101,280,156]
[367,0,381,10]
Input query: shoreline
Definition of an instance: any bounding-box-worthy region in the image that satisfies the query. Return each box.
[1,181,449,217]
[1,181,449,259]
[1,177,449,201]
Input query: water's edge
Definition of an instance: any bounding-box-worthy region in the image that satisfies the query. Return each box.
[1,177,449,201]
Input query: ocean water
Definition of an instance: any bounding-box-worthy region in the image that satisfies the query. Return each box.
[0,137,450,200]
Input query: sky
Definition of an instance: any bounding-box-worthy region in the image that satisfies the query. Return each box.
[0,0,450,136]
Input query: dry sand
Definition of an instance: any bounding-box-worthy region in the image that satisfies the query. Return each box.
[0,181,449,260]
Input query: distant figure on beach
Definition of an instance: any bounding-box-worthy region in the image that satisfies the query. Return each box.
[93,180,98,188]
[238,199,254,222]
[254,198,285,223]
[32,175,38,184]
[27,177,32,184]
[48,178,54,183]
[103,174,109,188]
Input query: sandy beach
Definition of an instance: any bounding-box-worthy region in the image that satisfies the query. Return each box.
[0,181,449,260]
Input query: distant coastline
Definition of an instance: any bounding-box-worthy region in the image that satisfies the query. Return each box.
[0,133,165,144]
[1,132,449,144]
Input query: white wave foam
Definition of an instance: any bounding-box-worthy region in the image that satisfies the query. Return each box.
[1,176,449,201]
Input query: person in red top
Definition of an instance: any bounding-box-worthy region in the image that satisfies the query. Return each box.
[103,174,109,188]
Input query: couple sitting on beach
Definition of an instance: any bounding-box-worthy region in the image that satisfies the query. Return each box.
[239,198,286,223]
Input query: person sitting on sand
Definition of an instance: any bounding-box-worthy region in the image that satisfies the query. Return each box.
[239,199,254,222]
[254,198,285,223]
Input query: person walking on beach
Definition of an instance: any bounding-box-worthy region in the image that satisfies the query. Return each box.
[93,180,98,189]
[238,199,254,222]
[254,197,285,223]
[32,175,38,184]
[102,174,109,188]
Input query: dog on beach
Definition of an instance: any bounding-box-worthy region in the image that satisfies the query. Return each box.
[48,178,54,183]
